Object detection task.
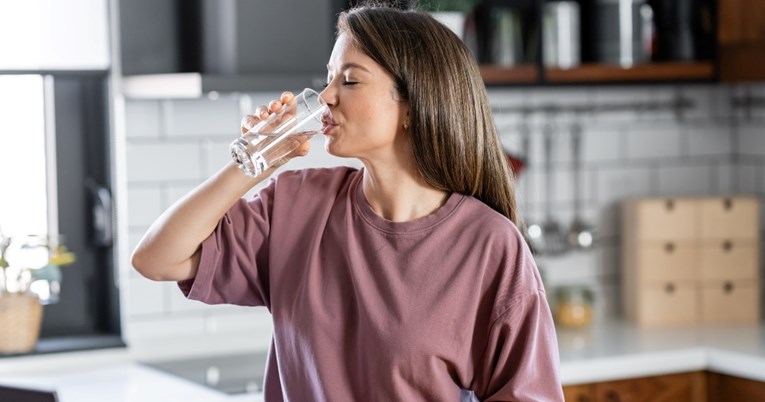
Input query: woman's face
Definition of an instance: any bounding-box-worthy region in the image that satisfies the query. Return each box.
[320,33,408,161]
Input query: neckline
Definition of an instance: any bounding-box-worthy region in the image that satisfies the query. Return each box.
[351,171,464,234]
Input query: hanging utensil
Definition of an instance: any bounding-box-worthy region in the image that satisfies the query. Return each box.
[567,121,595,249]
[541,118,568,255]
[519,117,542,254]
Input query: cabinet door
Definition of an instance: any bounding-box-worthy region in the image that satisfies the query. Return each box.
[708,372,765,402]
[0,0,110,70]
[718,0,765,81]
[718,0,765,45]
[595,372,706,402]
[563,384,596,402]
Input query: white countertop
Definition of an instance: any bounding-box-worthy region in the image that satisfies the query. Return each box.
[0,320,763,400]
[0,348,263,402]
[558,320,765,385]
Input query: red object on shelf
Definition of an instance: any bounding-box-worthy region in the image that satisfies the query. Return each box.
[506,153,526,177]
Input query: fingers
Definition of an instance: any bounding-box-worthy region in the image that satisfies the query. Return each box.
[240,114,260,134]
[240,91,296,134]
[281,91,295,105]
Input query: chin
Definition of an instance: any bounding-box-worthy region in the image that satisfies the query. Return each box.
[324,138,353,158]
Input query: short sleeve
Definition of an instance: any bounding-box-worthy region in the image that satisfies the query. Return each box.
[474,290,564,402]
[178,184,276,309]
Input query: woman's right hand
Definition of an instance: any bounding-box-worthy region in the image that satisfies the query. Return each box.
[239,91,312,167]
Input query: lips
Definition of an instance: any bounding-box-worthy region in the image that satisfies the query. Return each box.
[321,114,338,134]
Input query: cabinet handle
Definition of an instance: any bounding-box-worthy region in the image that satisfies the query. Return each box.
[722,240,733,252]
[665,283,676,294]
[665,199,675,211]
[606,391,621,402]
[724,281,734,293]
[664,242,675,253]
[723,198,733,211]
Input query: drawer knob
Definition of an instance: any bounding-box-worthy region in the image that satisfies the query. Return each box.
[606,391,621,402]
[577,395,592,402]
[724,281,734,293]
[664,242,675,253]
[665,283,676,294]
[723,198,733,211]
[665,199,675,211]
[722,240,733,252]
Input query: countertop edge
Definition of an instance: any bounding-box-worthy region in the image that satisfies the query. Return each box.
[705,348,765,383]
[560,348,709,385]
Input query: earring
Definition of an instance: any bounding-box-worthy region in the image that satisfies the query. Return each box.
[403,122,409,130]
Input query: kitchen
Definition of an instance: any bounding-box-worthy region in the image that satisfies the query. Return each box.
[0,0,764,401]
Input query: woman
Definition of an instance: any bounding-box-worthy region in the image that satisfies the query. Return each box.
[132,2,563,401]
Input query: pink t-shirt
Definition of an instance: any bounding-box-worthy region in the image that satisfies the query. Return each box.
[180,167,563,402]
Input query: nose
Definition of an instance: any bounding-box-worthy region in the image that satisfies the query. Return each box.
[319,85,336,108]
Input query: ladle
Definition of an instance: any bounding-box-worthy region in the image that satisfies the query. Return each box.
[567,121,595,249]
[541,119,568,255]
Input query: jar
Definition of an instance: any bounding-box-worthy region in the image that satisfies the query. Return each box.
[554,286,594,328]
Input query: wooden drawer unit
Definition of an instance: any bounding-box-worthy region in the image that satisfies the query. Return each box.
[636,241,697,283]
[637,282,698,327]
[622,196,761,327]
[631,198,698,241]
[699,240,759,281]
[700,197,759,240]
[700,281,760,324]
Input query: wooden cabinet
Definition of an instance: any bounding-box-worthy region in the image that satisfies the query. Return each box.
[718,0,765,82]
[707,372,765,402]
[563,372,706,402]
[621,196,760,327]
[565,372,765,402]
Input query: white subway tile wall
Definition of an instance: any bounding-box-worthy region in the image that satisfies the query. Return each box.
[123,84,765,351]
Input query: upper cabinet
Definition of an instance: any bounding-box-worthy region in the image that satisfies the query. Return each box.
[0,0,110,71]
[717,0,765,82]
[444,0,764,85]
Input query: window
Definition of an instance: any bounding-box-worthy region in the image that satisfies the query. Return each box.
[0,73,122,354]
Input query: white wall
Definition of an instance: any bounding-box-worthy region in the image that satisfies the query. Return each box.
[121,83,765,358]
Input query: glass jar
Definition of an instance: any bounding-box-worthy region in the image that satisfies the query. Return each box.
[554,286,594,328]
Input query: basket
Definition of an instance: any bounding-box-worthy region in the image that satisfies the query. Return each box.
[0,293,43,354]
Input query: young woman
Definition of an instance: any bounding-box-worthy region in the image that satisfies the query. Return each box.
[132,2,563,401]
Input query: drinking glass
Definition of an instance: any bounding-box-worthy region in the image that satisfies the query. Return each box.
[230,88,328,177]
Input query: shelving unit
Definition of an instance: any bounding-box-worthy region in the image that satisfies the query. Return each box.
[479,61,716,85]
[478,64,538,84]
[544,61,715,83]
[467,0,729,86]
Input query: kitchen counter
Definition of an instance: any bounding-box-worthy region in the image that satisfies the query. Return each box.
[0,349,263,402]
[558,320,765,385]
[0,320,763,400]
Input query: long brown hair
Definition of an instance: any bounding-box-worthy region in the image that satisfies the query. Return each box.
[337,3,519,224]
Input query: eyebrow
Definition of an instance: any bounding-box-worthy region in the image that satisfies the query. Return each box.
[327,62,371,73]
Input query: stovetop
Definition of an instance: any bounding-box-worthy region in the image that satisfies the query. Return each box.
[143,351,268,395]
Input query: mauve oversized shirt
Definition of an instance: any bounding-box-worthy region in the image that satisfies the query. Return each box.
[179,167,563,402]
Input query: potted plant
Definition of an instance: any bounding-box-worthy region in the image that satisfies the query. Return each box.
[0,232,75,354]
